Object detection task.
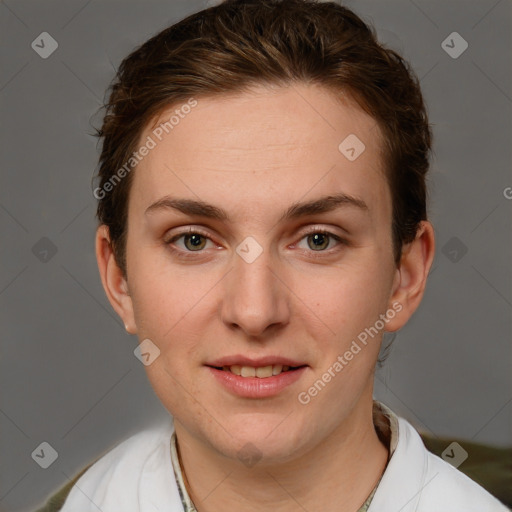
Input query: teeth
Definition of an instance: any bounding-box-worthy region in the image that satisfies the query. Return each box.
[272,364,283,375]
[229,365,241,376]
[222,364,295,378]
[255,366,273,378]
[241,366,256,377]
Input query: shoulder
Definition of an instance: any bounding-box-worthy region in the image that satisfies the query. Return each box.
[37,419,181,512]
[401,418,509,511]
[420,432,512,508]
[76,420,174,478]
[34,463,93,512]
[418,442,510,511]
[369,411,510,512]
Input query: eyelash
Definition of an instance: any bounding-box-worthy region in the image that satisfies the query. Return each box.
[164,227,347,260]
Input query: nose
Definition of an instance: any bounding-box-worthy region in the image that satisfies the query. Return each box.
[221,244,290,338]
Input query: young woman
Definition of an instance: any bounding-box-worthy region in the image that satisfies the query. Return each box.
[40,1,509,510]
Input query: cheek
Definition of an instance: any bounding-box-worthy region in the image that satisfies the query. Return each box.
[128,250,213,337]
[129,270,207,412]
[127,260,223,399]
[292,259,390,339]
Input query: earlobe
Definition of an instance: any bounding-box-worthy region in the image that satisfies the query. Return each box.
[95,225,137,334]
[385,221,435,332]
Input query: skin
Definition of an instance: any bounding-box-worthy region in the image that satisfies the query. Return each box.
[96,83,435,512]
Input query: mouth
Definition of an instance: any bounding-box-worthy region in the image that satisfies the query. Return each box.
[206,362,308,398]
[208,364,306,378]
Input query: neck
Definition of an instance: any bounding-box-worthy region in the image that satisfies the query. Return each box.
[174,398,389,512]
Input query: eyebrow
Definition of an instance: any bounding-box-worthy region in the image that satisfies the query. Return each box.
[144,193,369,222]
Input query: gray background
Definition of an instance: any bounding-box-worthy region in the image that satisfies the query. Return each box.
[1,0,511,510]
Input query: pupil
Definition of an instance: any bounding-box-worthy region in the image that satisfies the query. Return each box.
[186,234,205,250]
[309,233,328,251]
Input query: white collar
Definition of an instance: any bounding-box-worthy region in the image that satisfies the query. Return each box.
[169,400,400,512]
[61,401,507,511]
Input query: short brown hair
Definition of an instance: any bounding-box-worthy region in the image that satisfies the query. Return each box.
[94,0,432,277]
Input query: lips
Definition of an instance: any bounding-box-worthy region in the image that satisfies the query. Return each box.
[206,364,308,398]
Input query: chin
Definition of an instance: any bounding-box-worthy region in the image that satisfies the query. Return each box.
[209,417,309,466]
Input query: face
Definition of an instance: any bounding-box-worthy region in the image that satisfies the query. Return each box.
[102,83,418,465]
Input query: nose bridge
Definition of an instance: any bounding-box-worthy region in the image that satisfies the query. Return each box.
[221,238,288,336]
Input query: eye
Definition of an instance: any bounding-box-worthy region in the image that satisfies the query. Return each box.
[295,229,346,254]
[164,229,215,253]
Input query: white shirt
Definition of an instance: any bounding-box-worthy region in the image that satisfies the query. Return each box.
[60,402,510,512]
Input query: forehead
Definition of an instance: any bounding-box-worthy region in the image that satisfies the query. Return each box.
[130,83,389,225]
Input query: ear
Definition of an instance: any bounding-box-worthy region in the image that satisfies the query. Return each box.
[385,220,435,332]
[95,225,137,334]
